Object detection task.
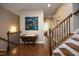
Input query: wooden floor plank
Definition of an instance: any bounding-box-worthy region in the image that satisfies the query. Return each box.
[10,44,49,56]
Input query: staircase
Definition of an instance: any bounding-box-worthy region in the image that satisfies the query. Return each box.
[53,33,79,56]
[48,10,79,56]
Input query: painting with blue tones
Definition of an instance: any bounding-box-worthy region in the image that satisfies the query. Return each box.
[25,17,38,30]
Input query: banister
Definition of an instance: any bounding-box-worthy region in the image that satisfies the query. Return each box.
[53,13,72,30]
[0,37,17,45]
[0,31,20,55]
[6,31,21,48]
[73,9,79,15]
[8,31,21,34]
[6,31,20,54]
[50,12,73,54]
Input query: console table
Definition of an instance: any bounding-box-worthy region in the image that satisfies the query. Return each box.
[20,35,37,45]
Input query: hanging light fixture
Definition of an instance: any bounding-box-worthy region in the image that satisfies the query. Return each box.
[48,4,51,7]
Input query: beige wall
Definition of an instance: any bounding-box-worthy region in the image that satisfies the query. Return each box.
[53,3,73,28]
[73,3,79,31]
[0,7,20,51]
[44,18,54,29]
[0,7,19,39]
[20,10,44,44]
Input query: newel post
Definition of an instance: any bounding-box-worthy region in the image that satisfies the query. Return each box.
[49,28,52,56]
[7,31,10,54]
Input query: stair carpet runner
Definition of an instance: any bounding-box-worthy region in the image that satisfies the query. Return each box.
[53,38,79,56]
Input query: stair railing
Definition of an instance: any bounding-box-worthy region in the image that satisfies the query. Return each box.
[52,14,72,50]
[0,37,18,55]
[7,31,21,55]
[48,13,73,56]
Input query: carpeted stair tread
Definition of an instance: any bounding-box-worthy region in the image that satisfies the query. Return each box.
[71,38,79,41]
[53,52,61,56]
[66,43,79,52]
[59,48,74,56]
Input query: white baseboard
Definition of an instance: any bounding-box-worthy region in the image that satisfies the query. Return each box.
[36,41,45,44]
[20,41,45,44]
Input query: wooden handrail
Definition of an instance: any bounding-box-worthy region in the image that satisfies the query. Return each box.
[55,9,79,29]
[59,9,79,35]
[8,31,21,34]
[53,13,72,30]
[73,9,79,15]
[0,37,17,45]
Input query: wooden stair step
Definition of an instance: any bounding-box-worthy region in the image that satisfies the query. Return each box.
[59,48,74,56]
[66,43,79,52]
[53,52,61,56]
[71,38,79,41]
[64,33,73,40]
[0,51,7,56]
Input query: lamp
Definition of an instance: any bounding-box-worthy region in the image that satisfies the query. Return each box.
[9,26,17,33]
[48,4,51,7]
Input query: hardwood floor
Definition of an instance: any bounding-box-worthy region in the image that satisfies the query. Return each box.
[10,44,49,56]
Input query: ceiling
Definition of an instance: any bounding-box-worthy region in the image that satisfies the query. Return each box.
[0,3,61,18]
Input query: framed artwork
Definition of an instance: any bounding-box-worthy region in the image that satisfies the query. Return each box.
[25,17,38,30]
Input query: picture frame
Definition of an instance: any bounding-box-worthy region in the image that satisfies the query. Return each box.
[25,17,38,30]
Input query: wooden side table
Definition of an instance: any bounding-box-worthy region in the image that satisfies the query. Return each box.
[20,35,37,45]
